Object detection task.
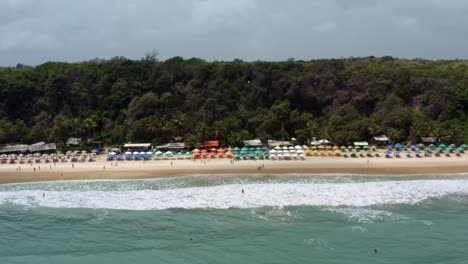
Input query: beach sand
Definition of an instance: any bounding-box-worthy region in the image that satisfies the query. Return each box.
[0,154,467,184]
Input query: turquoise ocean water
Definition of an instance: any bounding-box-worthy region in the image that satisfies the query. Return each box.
[0,174,468,264]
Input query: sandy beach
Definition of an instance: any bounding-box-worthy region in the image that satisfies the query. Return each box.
[0,154,467,184]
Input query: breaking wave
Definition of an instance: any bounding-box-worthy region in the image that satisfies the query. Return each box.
[0,174,467,210]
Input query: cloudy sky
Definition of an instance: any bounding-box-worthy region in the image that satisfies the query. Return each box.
[1,0,468,65]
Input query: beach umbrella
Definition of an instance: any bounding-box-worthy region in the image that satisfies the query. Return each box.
[438,144,447,148]
[274,146,281,150]
[294,145,302,150]
[384,150,392,155]
[355,146,361,150]
[282,146,289,150]
[242,147,249,151]
[406,151,412,155]
[233,147,240,151]
[303,145,310,150]
[394,143,402,149]
[192,149,200,153]
[269,149,277,154]
[363,146,369,150]
[318,146,325,150]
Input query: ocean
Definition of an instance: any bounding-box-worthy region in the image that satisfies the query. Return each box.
[0,174,467,264]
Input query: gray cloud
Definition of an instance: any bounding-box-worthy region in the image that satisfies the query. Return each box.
[1,0,468,65]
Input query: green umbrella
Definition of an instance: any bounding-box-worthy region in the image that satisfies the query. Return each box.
[363,146,369,149]
[355,146,361,149]
[438,144,447,148]
[241,147,248,151]
[233,147,240,151]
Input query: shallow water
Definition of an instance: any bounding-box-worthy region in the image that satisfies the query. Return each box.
[0,174,467,263]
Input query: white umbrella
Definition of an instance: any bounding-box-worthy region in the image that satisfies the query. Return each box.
[274,146,281,150]
[269,149,277,154]
[294,145,302,150]
[288,146,295,150]
[296,149,304,154]
[139,151,146,155]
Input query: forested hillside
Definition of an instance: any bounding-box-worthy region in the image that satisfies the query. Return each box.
[1,56,467,148]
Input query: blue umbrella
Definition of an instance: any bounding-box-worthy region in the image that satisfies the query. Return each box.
[395,151,401,156]
[384,150,392,155]
[394,143,402,149]
[410,145,416,150]
[91,149,99,153]
[415,150,421,155]
[406,151,412,155]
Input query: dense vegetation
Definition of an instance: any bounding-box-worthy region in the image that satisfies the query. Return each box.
[1,56,467,148]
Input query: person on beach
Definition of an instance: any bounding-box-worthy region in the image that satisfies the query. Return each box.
[72,163,74,168]
[34,168,36,172]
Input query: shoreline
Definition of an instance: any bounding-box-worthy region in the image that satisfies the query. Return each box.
[1,155,468,184]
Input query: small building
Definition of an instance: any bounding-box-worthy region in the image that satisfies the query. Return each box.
[123,143,151,152]
[421,137,437,144]
[373,135,390,146]
[0,144,30,153]
[203,141,219,148]
[354,141,369,147]
[66,137,81,146]
[268,140,292,147]
[244,139,262,147]
[30,142,57,153]
[155,143,185,152]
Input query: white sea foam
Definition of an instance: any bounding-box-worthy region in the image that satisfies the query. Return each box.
[0,179,468,210]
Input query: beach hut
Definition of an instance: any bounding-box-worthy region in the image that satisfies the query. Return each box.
[384,150,392,158]
[107,152,116,160]
[143,152,152,160]
[217,148,225,158]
